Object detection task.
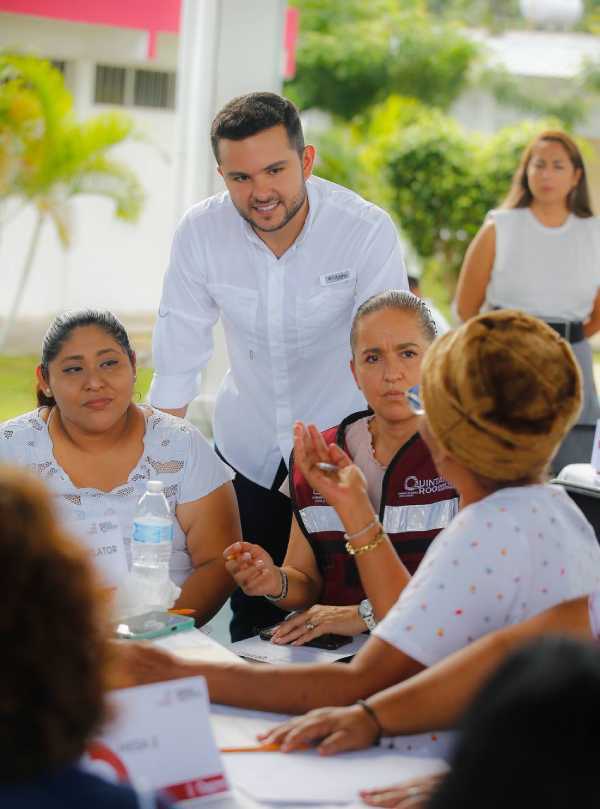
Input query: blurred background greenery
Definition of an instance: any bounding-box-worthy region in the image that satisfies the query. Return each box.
[4,0,600,420]
[285,0,600,311]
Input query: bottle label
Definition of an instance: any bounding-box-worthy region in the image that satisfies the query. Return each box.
[132,521,173,544]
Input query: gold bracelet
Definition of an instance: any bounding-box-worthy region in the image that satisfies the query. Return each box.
[345,527,386,556]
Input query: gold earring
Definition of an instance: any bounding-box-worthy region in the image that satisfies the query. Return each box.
[46,389,52,396]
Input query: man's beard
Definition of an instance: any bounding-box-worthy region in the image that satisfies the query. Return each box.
[237,184,307,234]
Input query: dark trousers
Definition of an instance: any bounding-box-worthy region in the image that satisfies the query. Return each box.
[216,448,293,641]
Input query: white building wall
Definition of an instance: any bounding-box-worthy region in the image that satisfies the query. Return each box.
[0,3,286,324]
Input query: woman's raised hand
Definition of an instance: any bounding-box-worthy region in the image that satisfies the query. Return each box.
[293,421,371,517]
[223,541,282,597]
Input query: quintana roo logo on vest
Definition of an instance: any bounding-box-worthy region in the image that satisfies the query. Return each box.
[311,490,327,504]
[399,475,453,497]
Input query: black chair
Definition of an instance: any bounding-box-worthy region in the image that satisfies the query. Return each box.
[551,465,600,546]
[551,424,596,476]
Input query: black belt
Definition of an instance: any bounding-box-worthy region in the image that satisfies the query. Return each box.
[491,308,584,343]
[545,321,584,343]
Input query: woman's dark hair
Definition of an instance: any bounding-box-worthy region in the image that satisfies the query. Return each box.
[502,130,593,217]
[350,289,437,354]
[210,92,305,161]
[428,636,600,809]
[37,309,135,407]
[0,465,109,781]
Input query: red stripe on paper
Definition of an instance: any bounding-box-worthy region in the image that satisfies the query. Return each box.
[163,773,229,800]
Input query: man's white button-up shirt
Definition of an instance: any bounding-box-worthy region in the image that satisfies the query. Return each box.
[150,176,408,488]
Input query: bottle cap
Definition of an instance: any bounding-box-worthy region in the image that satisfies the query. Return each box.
[147,480,164,493]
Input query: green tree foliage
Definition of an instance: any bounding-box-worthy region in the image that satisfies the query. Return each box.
[0,53,145,347]
[427,0,600,33]
[312,98,558,295]
[285,0,478,119]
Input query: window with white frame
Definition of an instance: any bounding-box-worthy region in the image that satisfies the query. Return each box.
[94,64,176,110]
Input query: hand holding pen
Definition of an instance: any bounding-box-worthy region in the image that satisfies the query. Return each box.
[293,421,371,522]
[223,540,282,597]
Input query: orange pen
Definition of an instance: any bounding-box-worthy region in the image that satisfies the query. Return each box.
[220,742,309,753]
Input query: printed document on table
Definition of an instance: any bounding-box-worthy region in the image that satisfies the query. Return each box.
[228,633,368,664]
[223,747,449,805]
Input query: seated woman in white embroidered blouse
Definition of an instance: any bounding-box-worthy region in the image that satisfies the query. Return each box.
[223,291,459,645]
[0,310,241,624]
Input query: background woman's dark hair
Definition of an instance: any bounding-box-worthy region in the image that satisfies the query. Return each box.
[502,130,593,217]
[210,92,305,161]
[350,289,437,354]
[0,466,109,781]
[37,309,135,408]
[428,636,600,809]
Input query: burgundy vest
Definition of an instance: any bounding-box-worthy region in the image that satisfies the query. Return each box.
[289,411,459,606]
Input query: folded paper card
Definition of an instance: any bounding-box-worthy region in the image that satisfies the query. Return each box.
[82,676,228,806]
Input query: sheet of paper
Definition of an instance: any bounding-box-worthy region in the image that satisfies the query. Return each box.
[66,515,128,588]
[224,747,448,805]
[228,633,368,665]
[154,628,242,664]
[210,703,294,749]
[83,676,228,802]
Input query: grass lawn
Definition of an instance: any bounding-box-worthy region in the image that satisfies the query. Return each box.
[0,355,154,422]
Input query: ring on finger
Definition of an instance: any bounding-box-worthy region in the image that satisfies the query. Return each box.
[406,787,423,797]
[305,621,316,631]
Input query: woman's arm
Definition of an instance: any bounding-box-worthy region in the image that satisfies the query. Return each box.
[174,481,241,624]
[454,221,496,322]
[584,288,600,338]
[279,516,326,608]
[365,595,592,736]
[223,516,324,610]
[293,423,410,620]
[258,595,592,753]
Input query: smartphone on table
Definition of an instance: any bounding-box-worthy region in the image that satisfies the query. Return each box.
[259,624,351,651]
[115,610,195,640]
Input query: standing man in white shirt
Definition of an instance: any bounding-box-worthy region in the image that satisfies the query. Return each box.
[150,92,407,639]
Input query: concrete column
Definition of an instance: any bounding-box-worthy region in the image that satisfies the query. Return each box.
[172,0,287,222]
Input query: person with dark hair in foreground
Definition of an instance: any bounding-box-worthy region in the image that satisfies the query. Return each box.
[427,636,600,809]
[150,91,408,640]
[0,465,172,808]
[0,310,241,623]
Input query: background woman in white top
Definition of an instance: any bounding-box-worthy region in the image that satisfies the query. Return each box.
[0,310,241,624]
[455,130,600,468]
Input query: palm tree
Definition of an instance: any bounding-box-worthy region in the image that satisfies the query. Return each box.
[0,53,145,349]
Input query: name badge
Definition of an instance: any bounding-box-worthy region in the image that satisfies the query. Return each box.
[66,517,129,588]
[83,677,228,803]
[319,269,353,286]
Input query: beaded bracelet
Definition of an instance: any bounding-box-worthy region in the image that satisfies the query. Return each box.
[265,569,289,602]
[356,699,383,744]
[345,527,385,557]
[343,516,379,542]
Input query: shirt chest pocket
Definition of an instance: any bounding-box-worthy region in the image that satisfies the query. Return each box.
[206,283,259,343]
[297,280,356,354]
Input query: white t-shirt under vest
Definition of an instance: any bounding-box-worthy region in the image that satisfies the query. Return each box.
[485,208,600,320]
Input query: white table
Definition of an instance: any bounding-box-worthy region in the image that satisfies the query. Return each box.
[154,629,450,808]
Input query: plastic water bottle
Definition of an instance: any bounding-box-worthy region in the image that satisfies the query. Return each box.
[130,480,174,612]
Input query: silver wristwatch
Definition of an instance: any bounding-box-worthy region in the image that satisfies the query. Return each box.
[358,598,377,631]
